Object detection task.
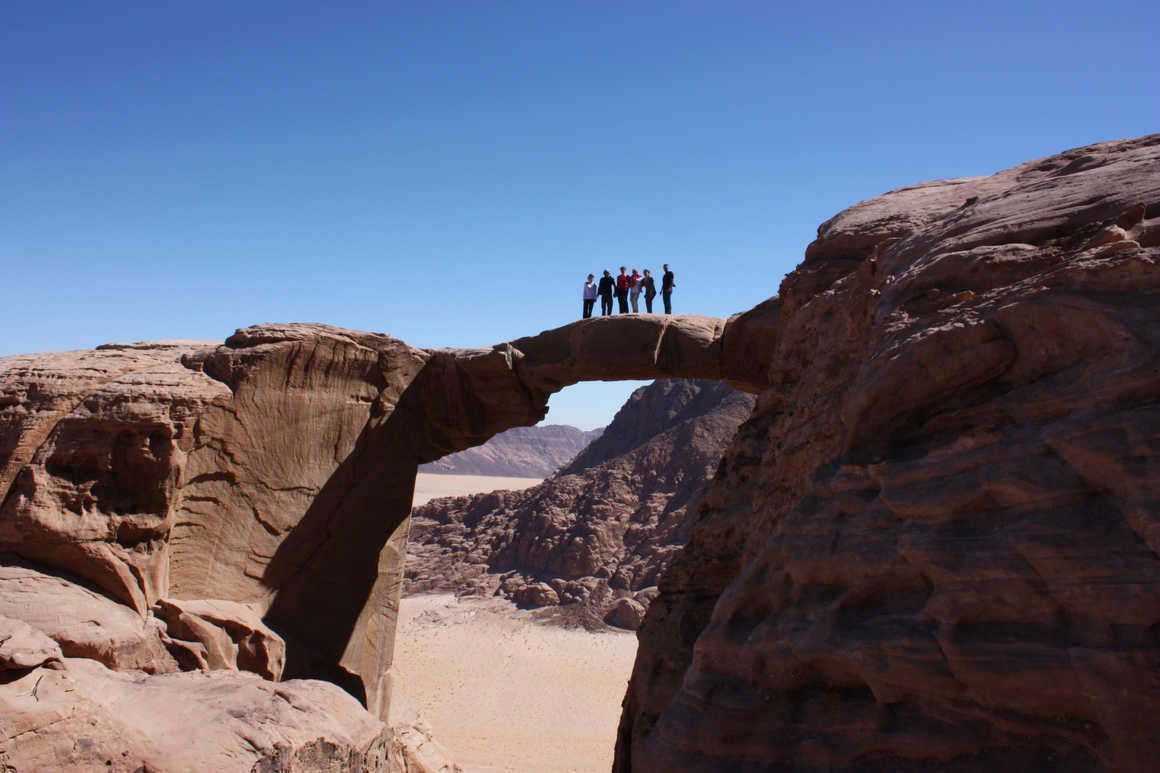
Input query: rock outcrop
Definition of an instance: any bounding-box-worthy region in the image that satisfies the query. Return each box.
[558,379,747,476]
[0,653,396,772]
[407,380,754,627]
[419,424,603,478]
[0,555,177,673]
[615,134,1160,771]
[0,329,435,719]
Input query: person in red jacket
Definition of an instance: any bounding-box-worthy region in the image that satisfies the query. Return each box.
[615,266,631,313]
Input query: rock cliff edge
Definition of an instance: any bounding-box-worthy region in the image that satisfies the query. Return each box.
[615,134,1160,771]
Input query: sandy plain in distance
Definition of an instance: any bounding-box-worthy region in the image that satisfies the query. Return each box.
[412,472,544,506]
[397,474,640,772]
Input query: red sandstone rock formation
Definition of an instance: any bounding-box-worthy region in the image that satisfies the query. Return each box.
[615,134,1160,771]
[406,379,754,628]
[0,311,758,769]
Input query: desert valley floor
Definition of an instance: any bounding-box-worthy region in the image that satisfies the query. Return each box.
[396,474,639,773]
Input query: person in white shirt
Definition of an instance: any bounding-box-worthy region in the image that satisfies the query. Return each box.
[582,274,598,318]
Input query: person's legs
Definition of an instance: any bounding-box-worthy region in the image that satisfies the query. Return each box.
[618,292,628,313]
[662,290,672,314]
[645,296,653,313]
[601,296,612,315]
[630,293,639,312]
[583,299,595,318]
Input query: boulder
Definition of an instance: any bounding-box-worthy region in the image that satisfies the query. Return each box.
[0,556,177,673]
[513,583,560,608]
[0,614,62,671]
[0,656,393,772]
[155,597,285,679]
[603,598,646,630]
[389,724,463,773]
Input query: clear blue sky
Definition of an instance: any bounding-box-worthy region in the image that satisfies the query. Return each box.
[3,1,1157,428]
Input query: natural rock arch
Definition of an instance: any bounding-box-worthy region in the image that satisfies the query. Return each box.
[0,308,777,718]
[252,309,780,714]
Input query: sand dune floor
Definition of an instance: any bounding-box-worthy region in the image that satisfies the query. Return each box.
[390,594,639,773]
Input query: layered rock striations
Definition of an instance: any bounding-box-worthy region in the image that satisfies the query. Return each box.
[419,424,603,478]
[407,379,754,628]
[615,134,1160,771]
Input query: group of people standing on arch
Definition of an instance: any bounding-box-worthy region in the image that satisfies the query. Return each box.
[582,264,675,318]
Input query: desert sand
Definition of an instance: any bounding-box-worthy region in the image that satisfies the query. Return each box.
[391,595,638,773]
[400,473,638,771]
[413,472,543,506]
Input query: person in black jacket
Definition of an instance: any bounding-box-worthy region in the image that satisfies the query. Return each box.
[597,270,615,315]
[661,264,675,314]
[641,269,657,313]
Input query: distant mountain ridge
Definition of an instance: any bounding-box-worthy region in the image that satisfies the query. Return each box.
[419,424,604,478]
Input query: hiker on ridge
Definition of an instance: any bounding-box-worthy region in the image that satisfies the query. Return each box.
[615,267,631,313]
[641,269,657,313]
[598,270,615,315]
[582,274,598,318]
[661,264,675,314]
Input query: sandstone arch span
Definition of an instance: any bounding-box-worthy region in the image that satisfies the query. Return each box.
[0,308,776,717]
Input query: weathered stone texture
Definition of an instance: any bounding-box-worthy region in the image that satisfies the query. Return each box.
[0,342,224,616]
[616,134,1160,771]
[155,597,285,679]
[0,656,394,772]
[0,326,436,719]
[0,556,177,673]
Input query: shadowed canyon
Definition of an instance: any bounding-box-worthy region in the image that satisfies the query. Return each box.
[2,134,1159,771]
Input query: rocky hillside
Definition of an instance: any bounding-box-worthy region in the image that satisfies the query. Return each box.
[558,380,734,475]
[406,379,754,629]
[419,424,603,477]
[615,134,1160,772]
